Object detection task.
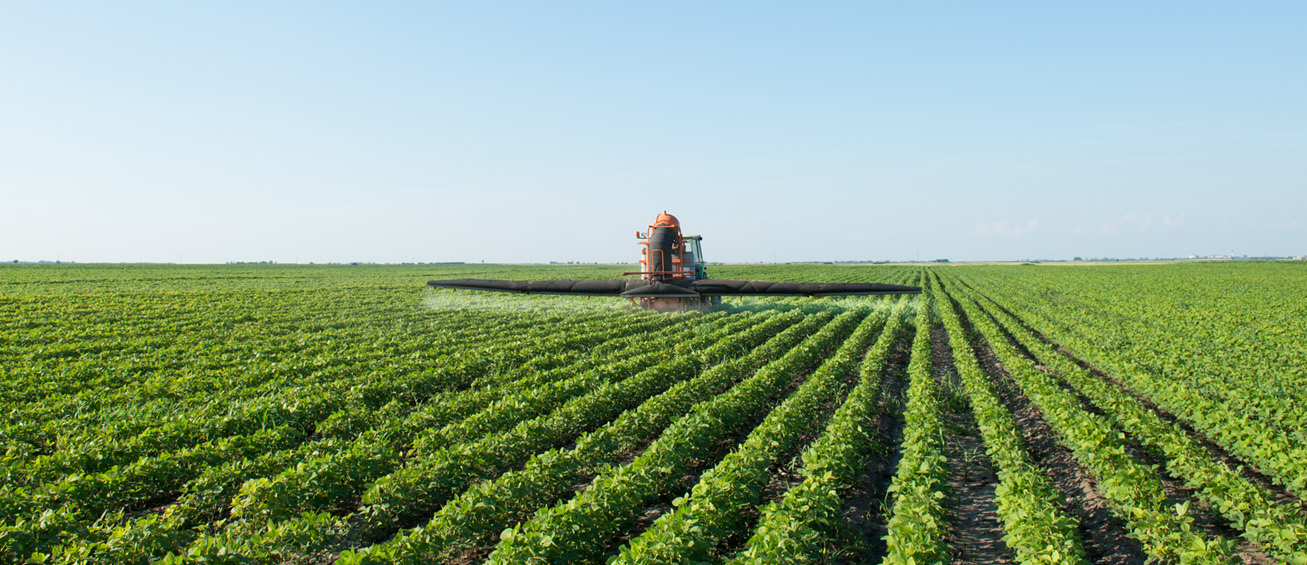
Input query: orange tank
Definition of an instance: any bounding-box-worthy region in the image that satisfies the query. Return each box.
[651,212,680,229]
[636,212,689,283]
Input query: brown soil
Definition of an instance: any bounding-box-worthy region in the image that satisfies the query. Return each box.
[1122,442,1276,565]
[932,325,1012,565]
[1024,347,1274,564]
[975,287,1306,514]
[957,311,1149,565]
[602,360,826,561]
[725,358,865,557]
[983,319,1278,565]
[835,330,913,564]
[1055,345,1307,513]
[755,345,869,511]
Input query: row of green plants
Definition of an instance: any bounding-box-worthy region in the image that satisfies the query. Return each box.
[957,275,1307,563]
[961,266,1307,497]
[3,296,578,461]
[165,311,822,563]
[37,310,743,565]
[483,311,860,564]
[879,291,950,565]
[609,305,895,564]
[721,297,910,564]
[5,308,639,490]
[336,310,826,564]
[945,275,1237,563]
[1,312,674,560]
[929,274,1085,564]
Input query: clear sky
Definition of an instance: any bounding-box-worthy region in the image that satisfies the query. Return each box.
[3,2,1304,263]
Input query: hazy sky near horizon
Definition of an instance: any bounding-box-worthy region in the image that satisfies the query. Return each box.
[3,2,1304,263]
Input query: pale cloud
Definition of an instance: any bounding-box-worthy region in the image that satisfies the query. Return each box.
[1101,211,1186,234]
[975,219,1039,237]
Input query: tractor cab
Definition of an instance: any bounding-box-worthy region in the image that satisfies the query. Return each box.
[684,235,707,280]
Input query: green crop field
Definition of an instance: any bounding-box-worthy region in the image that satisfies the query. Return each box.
[2,262,1305,564]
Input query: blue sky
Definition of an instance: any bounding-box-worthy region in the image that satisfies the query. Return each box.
[3,2,1304,263]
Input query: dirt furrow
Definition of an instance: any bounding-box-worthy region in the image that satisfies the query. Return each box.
[972,286,1307,513]
[977,307,1276,564]
[834,335,912,564]
[932,325,1011,565]
[602,363,821,562]
[956,309,1147,565]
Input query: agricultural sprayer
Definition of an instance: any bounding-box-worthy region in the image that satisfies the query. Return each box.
[428,212,921,311]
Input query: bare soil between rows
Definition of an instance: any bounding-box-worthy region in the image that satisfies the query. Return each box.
[969,283,1307,515]
[969,296,1277,564]
[944,290,1150,565]
[931,324,1011,565]
[834,329,913,564]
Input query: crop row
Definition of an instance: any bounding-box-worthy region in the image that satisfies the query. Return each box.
[610,303,895,564]
[223,313,748,527]
[929,273,1084,564]
[945,275,1235,563]
[339,309,828,563]
[723,296,911,564]
[483,310,859,564]
[2,312,683,561]
[164,310,824,563]
[3,298,580,454]
[963,268,1307,496]
[879,290,949,564]
[4,309,646,492]
[954,275,1307,563]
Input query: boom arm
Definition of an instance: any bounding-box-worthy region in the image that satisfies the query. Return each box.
[426,278,632,295]
[688,279,921,297]
[427,278,921,297]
